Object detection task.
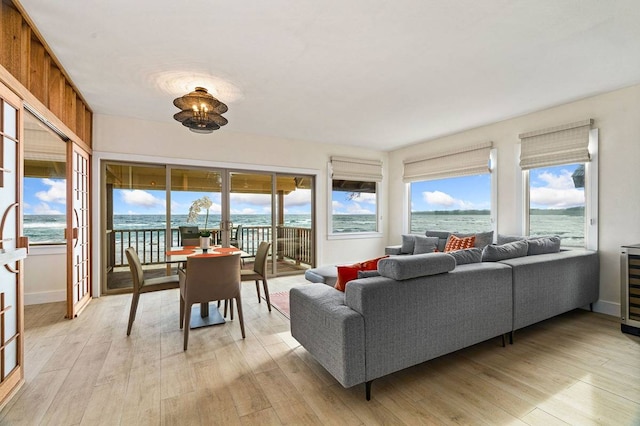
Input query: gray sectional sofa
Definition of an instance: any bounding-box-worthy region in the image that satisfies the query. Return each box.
[291,237,599,400]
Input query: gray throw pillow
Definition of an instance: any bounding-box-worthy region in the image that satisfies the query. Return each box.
[449,248,482,265]
[482,240,529,262]
[357,270,380,279]
[497,234,527,245]
[527,236,561,255]
[453,231,494,249]
[400,234,416,254]
[413,236,439,254]
[425,231,452,252]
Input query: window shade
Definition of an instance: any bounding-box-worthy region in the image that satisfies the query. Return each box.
[330,156,383,182]
[402,141,493,183]
[519,119,592,170]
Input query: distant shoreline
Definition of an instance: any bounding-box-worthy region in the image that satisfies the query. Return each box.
[411,206,584,216]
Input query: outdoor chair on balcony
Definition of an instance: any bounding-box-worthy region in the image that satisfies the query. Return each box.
[179,253,245,350]
[241,241,272,312]
[125,247,179,336]
[230,224,243,249]
[179,226,200,246]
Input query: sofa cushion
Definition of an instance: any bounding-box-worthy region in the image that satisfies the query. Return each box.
[378,252,455,280]
[444,235,476,252]
[482,240,528,262]
[401,234,416,254]
[448,248,483,265]
[304,265,338,286]
[413,236,439,254]
[527,236,561,255]
[497,234,527,245]
[425,231,452,252]
[357,270,380,279]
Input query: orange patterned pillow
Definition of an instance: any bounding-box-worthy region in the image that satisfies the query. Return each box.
[444,235,476,252]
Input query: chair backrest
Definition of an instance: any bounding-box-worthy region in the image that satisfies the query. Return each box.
[125,247,144,292]
[233,224,243,249]
[253,241,271,276]
[179,226,200,244]
[183,253,241,303]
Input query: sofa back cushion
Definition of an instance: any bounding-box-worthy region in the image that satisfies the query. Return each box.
[526,236,561,255]
[448,248,483,265]
[453,231,494,249]
[425,231,451,252]
[413,236,439,254]
[497,234,527,245]
[400,234,416,254]
[378,252,455,280]
[482,240,529,261]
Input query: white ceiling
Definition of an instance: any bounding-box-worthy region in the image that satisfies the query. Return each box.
[18,0,640,151]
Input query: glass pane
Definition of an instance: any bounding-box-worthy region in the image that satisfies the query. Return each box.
[229,172,273,256]
[410,174,491,233]
[171,168,222,246]
[331,179,377,233]
[276,175,314,272]
[22,111,67,244]
[105,163,167,291]
[529,163,585,247]
[3,102,16,139]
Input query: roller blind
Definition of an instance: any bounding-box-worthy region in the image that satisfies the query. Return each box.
[519,119,592,170]
[330,156,383,182]
[402,141,492,183]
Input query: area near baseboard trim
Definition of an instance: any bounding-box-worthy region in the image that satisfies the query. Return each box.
[25,290,66,305]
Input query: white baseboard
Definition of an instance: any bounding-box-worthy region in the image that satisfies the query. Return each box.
[593,299,620,317]
[25,290,66,305]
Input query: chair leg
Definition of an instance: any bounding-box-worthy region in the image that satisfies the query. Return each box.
[179,295,185,329]
[126,292,140,336]
[183,304,192,351]
[262,278,271,312]
[255,280,261,303]
[229,299,234,321]
[224,300,228,318]
[235,296,246,339]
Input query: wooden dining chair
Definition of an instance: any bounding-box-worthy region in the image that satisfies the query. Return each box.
[125,247,179,336]
[179,253,245,350]
[241,241,272,312]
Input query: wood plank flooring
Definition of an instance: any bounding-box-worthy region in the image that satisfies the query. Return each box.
[1,275,639,425]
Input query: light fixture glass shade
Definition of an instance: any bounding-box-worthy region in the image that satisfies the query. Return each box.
[173,87,228,133]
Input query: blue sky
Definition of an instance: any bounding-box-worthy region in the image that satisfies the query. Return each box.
[23,164,584,215]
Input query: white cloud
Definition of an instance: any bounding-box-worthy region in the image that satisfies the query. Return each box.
[422,190,473,209]
[332,200,344,214]
[347,192,376,205]
[230,193,271,207]
[346,202,375,214]
[33,202,63,215]
[35,179,66,204]
[284,189,312,207]
[531,170,585,208]
[121,190,164,209]
[232,207,258,215]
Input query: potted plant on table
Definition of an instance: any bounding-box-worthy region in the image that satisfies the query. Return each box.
[187,196,213,249]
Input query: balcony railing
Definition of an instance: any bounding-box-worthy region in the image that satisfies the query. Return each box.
[107,226,313,268]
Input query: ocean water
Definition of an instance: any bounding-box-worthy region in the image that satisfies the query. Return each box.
[24,213,585,247]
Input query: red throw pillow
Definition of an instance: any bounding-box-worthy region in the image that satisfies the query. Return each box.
[335,264,361,292]
[444,235,476,252]
[335,256,389,291]
[360,255,389,271]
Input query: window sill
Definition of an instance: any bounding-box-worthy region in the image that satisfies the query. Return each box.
[327,232,383,241]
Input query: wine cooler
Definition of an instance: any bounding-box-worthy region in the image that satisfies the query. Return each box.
[621,244,640,336]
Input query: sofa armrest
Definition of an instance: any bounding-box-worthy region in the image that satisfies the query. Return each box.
[385,245,403,255]
[290,284,366,387]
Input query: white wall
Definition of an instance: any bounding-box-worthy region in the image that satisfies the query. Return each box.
[388,83,640,316]
[23,246,66,305]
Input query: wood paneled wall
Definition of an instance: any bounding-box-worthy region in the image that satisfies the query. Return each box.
[0,0,92,147]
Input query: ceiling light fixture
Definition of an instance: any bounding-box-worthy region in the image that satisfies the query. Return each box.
[173,87,228,134]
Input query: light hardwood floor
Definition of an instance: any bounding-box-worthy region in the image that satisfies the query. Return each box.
[1,276,639,425]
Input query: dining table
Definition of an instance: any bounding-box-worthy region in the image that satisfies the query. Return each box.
[165,245,249,329]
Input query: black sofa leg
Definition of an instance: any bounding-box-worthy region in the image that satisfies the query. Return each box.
[365,380,372,401]
[590,303,594,312]
[509,331,514,345]
[501,334,506,347]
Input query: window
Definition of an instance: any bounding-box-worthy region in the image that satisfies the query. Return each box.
[404,142,494,235]
[528,163,585,247]
[331,180,378,233]
[330,157,382,234]
[410,174,491,234]
[520,119,597,249]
